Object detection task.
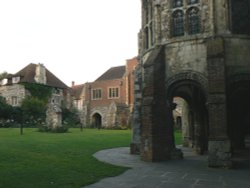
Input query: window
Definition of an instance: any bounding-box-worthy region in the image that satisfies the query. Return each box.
[173,0,183,8]
[143,0,154,50]
[92,89,102,100]
[11,96,18,106]
[171,0,201,37]
[108,87,119,99]
[173,10,184,36]
[74,100,82,110]
[188,0,199,5]
[231,0,250,34]
[187,7,200,34]
[12,76,20,84]
[0,78,8,85]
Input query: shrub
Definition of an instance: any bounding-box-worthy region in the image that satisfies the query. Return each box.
[62,107,81,127]
[21,97,47,125]
[38,124,69,133]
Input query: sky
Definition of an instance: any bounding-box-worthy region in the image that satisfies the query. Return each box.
[0,0,141,86]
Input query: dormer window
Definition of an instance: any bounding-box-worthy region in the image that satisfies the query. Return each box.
[0,78,8,85]
[12,76,20,84]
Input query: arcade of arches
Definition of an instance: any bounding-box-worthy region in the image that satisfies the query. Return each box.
[130,0,250,168]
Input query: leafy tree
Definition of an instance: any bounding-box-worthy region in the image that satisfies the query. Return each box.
[0,96,12,119]
[0,71,8,80]
[62,107,81,127]
[21,97,47,126]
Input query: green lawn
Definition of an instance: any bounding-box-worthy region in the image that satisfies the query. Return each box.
[0,128,183,188]
[0,128,130,188]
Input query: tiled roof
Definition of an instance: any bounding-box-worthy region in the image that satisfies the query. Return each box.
[71,84,85,99]
[95,66,125,81]
[14,63,68,89]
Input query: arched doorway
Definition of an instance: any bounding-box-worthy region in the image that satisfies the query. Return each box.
[228,80,250,152]
[92,113,102,129]
[167,80,208,155]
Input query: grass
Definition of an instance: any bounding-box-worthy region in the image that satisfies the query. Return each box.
[0,128,131,188]
[0,128,183,188]
[175,130,182,145]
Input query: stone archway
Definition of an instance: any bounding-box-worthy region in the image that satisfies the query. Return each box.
[228,76,250,151]
[166,78,209,155]
[92,113,102,129]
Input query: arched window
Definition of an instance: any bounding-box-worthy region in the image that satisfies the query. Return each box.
[187,7,200,35]
[231,0,250,34]
[173,0,183,8]
[188,0,199,5]
[173,10,184,36]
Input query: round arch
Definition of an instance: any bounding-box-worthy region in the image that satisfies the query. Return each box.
[227,74,250,151]
[166,72,208,154]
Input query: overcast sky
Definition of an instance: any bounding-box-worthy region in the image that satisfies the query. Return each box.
[0,0,141,86]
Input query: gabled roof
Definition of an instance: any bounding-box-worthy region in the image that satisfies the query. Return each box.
[14,63,68,89]
[71,84,85,99]
[95,66,125,81]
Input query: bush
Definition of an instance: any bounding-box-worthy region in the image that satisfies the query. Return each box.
[62,107,81,127]
[38,124,69,133]
[21,97,47,125]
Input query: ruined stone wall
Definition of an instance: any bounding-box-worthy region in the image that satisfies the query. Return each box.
[89,102,130,129]
[165,40,208,79]
[225,37,250,77]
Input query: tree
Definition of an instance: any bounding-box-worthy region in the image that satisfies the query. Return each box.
[0,71,8,80]
[21,96,47,126]
[0,96,12,119]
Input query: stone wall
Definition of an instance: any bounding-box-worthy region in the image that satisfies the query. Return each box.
[0,84,27,106]
[133,0,250,168]
[88,102,130,128]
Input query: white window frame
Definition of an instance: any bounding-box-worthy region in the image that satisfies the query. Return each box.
[12,76,20,84]
[92,88,102,100]
[108,87,119,99]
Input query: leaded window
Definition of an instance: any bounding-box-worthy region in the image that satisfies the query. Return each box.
[108,87,119,99]
[173,10,184,36]
[173,0,183,8]
[187,7,200,35]
[188,0,199,5]
[92,89,102,100]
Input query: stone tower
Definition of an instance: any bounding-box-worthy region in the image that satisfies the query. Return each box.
[131,0,250,167]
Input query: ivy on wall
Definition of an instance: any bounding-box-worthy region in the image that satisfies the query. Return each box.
[22,83,52,102]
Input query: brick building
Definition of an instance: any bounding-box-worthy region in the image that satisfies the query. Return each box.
[72,57,137,128]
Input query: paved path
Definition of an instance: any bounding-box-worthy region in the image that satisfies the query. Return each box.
[83,147,250,188]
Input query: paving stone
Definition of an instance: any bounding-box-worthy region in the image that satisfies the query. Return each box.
[83,147,250,188]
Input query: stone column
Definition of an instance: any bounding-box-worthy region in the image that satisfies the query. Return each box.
[207,37,232,167]
[130,62,142,154]
[140,46,182,161]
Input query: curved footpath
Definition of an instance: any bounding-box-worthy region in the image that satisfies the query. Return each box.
[83,147,250,188]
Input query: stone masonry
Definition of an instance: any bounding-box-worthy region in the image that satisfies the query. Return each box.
[131,0,250,167]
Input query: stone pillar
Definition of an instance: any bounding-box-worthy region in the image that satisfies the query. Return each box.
[140,46,182,161]
[207,37,232,167]
[131,62,142,154]
[181,100,191,147]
